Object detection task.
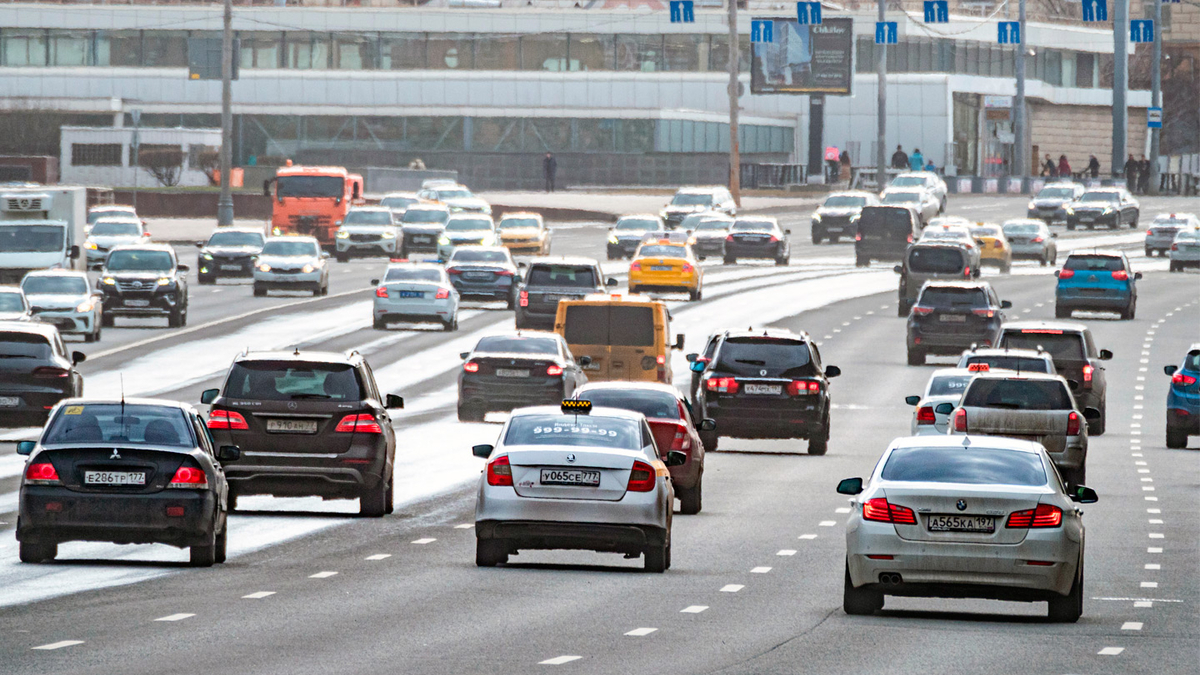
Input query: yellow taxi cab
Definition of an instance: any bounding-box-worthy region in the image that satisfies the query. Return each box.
[555,293,684,383]
[971,222,1013,273]
[628,239,704,300]
[496,212,551,255]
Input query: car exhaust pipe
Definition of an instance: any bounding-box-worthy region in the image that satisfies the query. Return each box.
[878,573,903,585]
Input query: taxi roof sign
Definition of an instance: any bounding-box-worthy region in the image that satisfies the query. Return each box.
[562,399,592,414]
[967,363,990,372]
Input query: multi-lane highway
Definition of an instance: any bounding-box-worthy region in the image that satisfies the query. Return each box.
[1,194,1197,674]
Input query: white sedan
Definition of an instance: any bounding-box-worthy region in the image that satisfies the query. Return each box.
[471,401,684,572]
[371,262,459,331]
[903,367,976,435]
[838,435,1096,622]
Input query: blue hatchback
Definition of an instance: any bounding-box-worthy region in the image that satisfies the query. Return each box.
[1165,344,1200,449]
[1054,251,1141,320]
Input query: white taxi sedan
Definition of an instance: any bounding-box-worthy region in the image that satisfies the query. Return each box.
[838,435,1096,622]
[471,401,684,572]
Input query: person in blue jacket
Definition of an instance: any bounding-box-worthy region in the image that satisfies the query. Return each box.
[909,148,925,171]
[924,159,936,172]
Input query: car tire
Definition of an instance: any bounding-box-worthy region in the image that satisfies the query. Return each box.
[359,478,389,518]
[812,233,822,245]
[18,541,57,564]
[723,256,735,265]
[775,255,789,266]
[253,284,266,297]
[1054,304,1071,319]
[688,288,700,301]
[678,476,702,515]
[1169,262,1180,273]
[808,409,830,455]
[168,308,184,328]
[1047,558,1084,623]
[1062,464,1086,487]
[321,283,329,296]
[843,562,883,616]
[213,522,228,565]
[506,291,517,310]
[644,541,669,573]
[1001,261,1011,274]
[628,285,639,294]
[384,476,395,515]
[906,348,924,366]
[1040,256,1048,267]
[311,286,321,297]
[458,401,486,423]
[699,428,718,453]
[101,312,114,327]
[1089,406,1106,436]
[198,275,212,285]
[373,317,387,330]
[1166,427,1188,449]
[855,255,869,268]
[476,538,508,567]
[443,316,458,332]
[335,253,349,263]
[83,330,96,343]
[1066,222,1076,231]
[227,490,238,512]
[189,530,218,567]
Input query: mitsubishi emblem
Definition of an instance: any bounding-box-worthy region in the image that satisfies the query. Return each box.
[956,500,967,511]
[565,454,577,463]
[109,449,122,460]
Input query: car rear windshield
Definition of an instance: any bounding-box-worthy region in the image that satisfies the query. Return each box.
[450,249,508,264]
[343,211,393,225]
[105,250,173,271]
[1002,223,1041,235]
[380,196,419,209]
[973,227,1002,238]
[823,195,867,207]
[1036,187,1075,199]
[385,268,442,283]
[445,219,492,232]
[208,231,263,247]
[277,176,344,198]
[1185,350,1200,371]
[1079,191,1119,202]
[859,208,913,239]
[224,361,363,401]
[671,193,713,206]
[0,333,49,358]
[474,336,558,355]
[907,247,966,274]
[714,337,815,378]
[732,221,774,232]
[616,218,657,231]
[22,276,88,296]
[1178,231,1199,241]
[962,378,1072,410]
[1064,254,1123,271]
[44,404,194,448]
[88,209,133,223]
[0,293,24,312]
[918,286,988,308]
[928,374,972,397]
[881,446,1046,486]
[1000,331,1086,361]
[434,189,472,200]
[881,192,920,204]
[564,305,655,346]
[403,209,449,224]
[527,265,597,288]
[577,389,680,420]
[261,240,318,257]
[638,245,687,258]
[91,221,140,236]
[498,218,539,229]
[694,219,731,231]
[504,414,640,449]
[962,355,1052,373]
[890,176,927,188]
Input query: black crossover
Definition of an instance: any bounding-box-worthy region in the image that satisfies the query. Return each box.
[457,333,589,421]
[98,244,190,327]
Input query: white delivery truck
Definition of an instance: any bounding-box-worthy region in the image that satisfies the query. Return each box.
[0,185,87,284]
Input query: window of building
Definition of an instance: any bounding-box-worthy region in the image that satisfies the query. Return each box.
[95,30,141,66]
[137,144,183,168]
[568,34,614,71]
[574,118,616,152]
[143,30,188,67]
[663,34,703,72]
[405,117,464,151]
[474,35,519,70]
[240,31,282,69]
[1075,52,1095,88]
[521,34,567,71]
[285,32,331,69]
[710,34,750,73]
[427,34,473,70]
[71,143,122,166]
[334,33,377,70]
[1043,49,1062,86]
[48,30,89,66]
[472,117,524,151]
[615,34,662,72]
[381,33,425,70]
[3,30,48,67]
[615,119,655,153]
[523,118,571,151]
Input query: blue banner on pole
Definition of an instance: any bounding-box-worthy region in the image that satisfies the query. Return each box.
[751,20,774,43]
[669,0,694,23]
[997,21,1020,44]
[923,0,948,23]
[875,21,898,45]
[1081,0,1108,22]
[1130,19,1154,43]
[796,2,822,25]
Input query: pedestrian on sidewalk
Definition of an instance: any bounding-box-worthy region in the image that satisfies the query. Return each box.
[1041,154,1056,177]
[1138,155,1151,194]
[1087,155,1100,179]
[1057,155,1071,179]
[543,152,557,193]
[839,151,852,184]
[890,145,908,170]
[1123,154,1137,189]
[909,148,924,172]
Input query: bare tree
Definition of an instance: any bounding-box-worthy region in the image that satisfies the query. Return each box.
[139,146,185,187]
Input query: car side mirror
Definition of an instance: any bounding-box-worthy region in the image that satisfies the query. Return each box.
[698,418,716,431]
[1066,379,1080,391]
[200,389,220,404]
[517,262,527,269]
[1082,407,1101,421]
[68,245,80,260]
[578,355,592,366]
[1164,365,1178,376]
[16,440,35,455]
[1098,349,1112,360]
[824,365,841,378]
[1134,272,1143,280]
[689,360,706,373]
[1053,270,1060,278]
[1051,232,1058,238]
[321,252,330,259]
[665,450,687,467]
[472,444,494,458]
[177,264,190,272]
[370,278,380,286]
[1071,485,1099,503]
[335,220,343,227]
[934,402,955,415]
[686,352,699,362]
[784,229,791,235]
[605,278,618,287]
[385,394,405,409]
[674,334,685,350]
[893,265,903,274]
[836,477,863,495]
[217,445,240,462]
[514,274,524,284]
[89,263,104,272]
[459,351,470,360]
[71,351,86,365]
[195,241,205,248]
[1000,300,1012,309]
[904,395,921,406]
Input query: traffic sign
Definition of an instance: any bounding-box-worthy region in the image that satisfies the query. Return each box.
[1130,19,1154,43]
[751,20,774,43]
[1147,107,1163,129]
[1081,0,1107,22]
[875,21,898,45]
[1164,0,1180,3]
[923,0,948,23]
[997,21,1020,45]
[669,0,694,23]
[796,2,822,25]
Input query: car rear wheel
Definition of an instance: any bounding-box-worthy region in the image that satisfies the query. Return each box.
[360,478,390,518]
[1054,304,1071,319]
[699,428,718,453]
[476,538,508,567]
[189,529,218,567]
[678,476,702,515]
[373,317,387,330]
[808,410,830,455]
[1047,558,1084,623]
[214,523,228,564]
[19,541,57,564]
[168,308,184,328]
[1089,406,1106,436]
[443,316,459,332]
[101,312,114,327]
[1166,427,1188,448]
[457,401,486,423]
[723,256,736,265]
[812,233,822,244]
[644,540,669,573]
[688,288,701,301]
[335,253,349,263]
[1061,464,1086,487]
[253,284,266,297]
[855,255,869,268]
[843,562,883,615]
[906,348,924,366]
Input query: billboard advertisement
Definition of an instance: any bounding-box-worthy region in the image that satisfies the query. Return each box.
[750,17,853,96]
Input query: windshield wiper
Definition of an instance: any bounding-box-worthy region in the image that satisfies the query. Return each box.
[734,359,766,366]
[983,402,1022,409]
[290,393,332,400]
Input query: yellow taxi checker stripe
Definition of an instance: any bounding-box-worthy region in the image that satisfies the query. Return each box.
[652,460,670,477]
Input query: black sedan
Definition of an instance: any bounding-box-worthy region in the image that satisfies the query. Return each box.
[724,217,791,265]
[1064,188,1140,230]
[16,399,236,566]
[445,246,521,308]
[0,322,85,426]
[196,226,266,284]
[457,333,589,421]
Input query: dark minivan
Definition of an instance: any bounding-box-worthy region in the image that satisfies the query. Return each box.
[514,257,616,330]
[894,242,978,315]
[855,205,921,267]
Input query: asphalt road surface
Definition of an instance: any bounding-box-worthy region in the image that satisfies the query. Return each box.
[1,194,1197,674]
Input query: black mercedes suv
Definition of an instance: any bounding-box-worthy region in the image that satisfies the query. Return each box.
[196,226,266,284]
[514,257,616,330]
[691,329,840,454]
[97,244,190,327]
[201,349,404,517]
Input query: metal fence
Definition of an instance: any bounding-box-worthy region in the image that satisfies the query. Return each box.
[740,163,806,189]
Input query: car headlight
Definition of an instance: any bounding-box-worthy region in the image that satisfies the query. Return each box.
[811,213,822,222]
[608,234,619,244]
[439,236,451,245]
[336,230,351,239]
[850,213,861,222]
[1027,201,1037,210]
[302,264,315,274]
[157,277,171,286]
[1063,206,1074,215]
[85,242,98,250]
[482,206,492,215]
[381,230,395,239]
[1103,206,1115,215]
[102,276,115,285]
[202,252,213,260]
[258,263,271,273]
[76,300,94,312]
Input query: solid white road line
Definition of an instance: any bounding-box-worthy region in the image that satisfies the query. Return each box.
[309,571,338,579]
[31,640,84,650]
[1145,564,1161,570]
[1140,582,1158,588]
[539,656,583,665]
[1097,647,1125,656]
[680,606,708,614]
[365,554,391,561]
[454,524,474,529]
[1121,622,1144,631]
[155,613,195,622]
[751,567,772,574]
[720,585,744,593]
[624,628,658,637]
[242,591,275,599]
[411,538,436,545]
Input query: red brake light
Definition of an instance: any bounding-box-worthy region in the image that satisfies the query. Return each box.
[916,406,936,424]
[1171,243,1179,251]
[1067,410,1081,436]
[953,408,967,432]
[1081,364,1094,383]
[962,266,971,278]
[906,234,913,243]
[463,361,479,373]
[627,460,657,492]
[972,308,996,318]
[375,286,388,298]
[1006,503,1063,528]
[768,235,779,243]
[992,240,1002,249]
[546,364,563,376]
[862,498,917,525]
[335,413,383,434]
[855,233,862,241]
[494,269,514,277]
[787,380,820,395]
[630,261,642,271]
[32,366,69,379]
[681,262,694,273]
[24,462,60,484]
[1057,269,1075,279]
[706,377,739,394]
[435,288,450,300]
[1173,372,1197,385]
[656,354,666,365]
[168,465,208,488]
[1111,270,1129,281]
[912,305,934,316]
[486,455,513,487]
[207,409,248,430]
[519,290,528,307]
[726,235,735,241]
[1032,236,1044,243]
[446,267,462,275]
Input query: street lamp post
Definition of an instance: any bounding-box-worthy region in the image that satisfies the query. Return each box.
[1148,0,1162,195]
[1013,0,1027,181]
[216,0,235,226]
[875,0,887,189]
[727,0,742,206]
[1112,0,1129,178]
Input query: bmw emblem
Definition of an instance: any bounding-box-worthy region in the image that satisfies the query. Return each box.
[759,369,768,376]
[956,500,967,511]
[565,454,576,463]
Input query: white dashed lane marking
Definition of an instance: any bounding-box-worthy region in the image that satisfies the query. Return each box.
[751,567,772,573]
[540,656,583,665]
[798,534,819,540]
[365,554,391,561]
[680,606,709,614]
[625,628,657,637]
[1097,647,1125,656]
[1140,582,1158,589]
[31,640,84,651]
[411,538,437,545]
[1135,601,1153,608]
[818,520,836,527]
[777,550,797,556]
[242,591,275,599]
[835,507,851,514]
[1148,547,1163,553]
[1122,622,1144,631]
[309,571,338,579]
[1149,533,1165,539]
[720,585,744,593]
[154,613,195,622]
[454,524,474,529]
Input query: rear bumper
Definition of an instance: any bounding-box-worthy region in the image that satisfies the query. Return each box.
[31,309,95,334]
[476,519,668,555]
[1167,405,1199,433]
[725,242,781,259]
[335,239,399,256]
[1056,289,1132,309]
[908,326,998,354]
[476,482,669,537]
[692,239,725,255]
[18,486,217,547]
[1066,213,1120,227]
[1009,244,1049,258]
[704,397,823,439]
[460,378,565,411]
[450,279,514,299]
[225,462,384,498]
[514,306,556,328]
[199,258,256,278]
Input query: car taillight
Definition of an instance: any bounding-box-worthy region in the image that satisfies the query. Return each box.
[962,266,971,278]
[1032,236,1044,243]
[627,460,657,492]
[1067,410,1081,436]
[494,269,514,277]
[726,234,735,242]
[207,410,248,430]
[446,268,462,275]
[24,462,60,484]
[519,290,528,307]
[1171,243,1179,251]
[1057,269,1075,279]
[993,240,1002,249]
[706,377,739,394]
[768,235,779,243]
[1111,270,1129,281]
[1173,372,1198,385]
[681,262,694,273]
[1081,364,1094,383]
[463,361,479,373]
[668,422,691,452]
[335,413,383,434]
[375,286,388,298]
[1006,503,1062,528]
[855,233,862,241]
[953,408,967,432]
[32,366,69,379]
[1146,228,1154,236]
[972,308,996,318]
[630,261,642,271]
[486,455,513,486]
[906,234,913,243]
[787,380,820,395]
[916,406,936,425]
[168,465,208,489]
[435,288,450,299]
[862,498,917,524]
[911,305,934,316]
[546,364,563,376]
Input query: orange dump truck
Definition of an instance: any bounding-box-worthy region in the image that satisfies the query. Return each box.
[264,163,365,247]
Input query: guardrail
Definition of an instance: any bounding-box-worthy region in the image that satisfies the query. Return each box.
[740,163,806,190]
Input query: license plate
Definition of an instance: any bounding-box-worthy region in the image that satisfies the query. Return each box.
[927,514,995,533]
[0,396,20,407]
[1079,217,1094,223]
[84,471,146,486]
[123,299,150,307]
[220,264,242,271]
[496,368,530,378]
[540,469,601,486]
[464,272,492,280]
[826,226,844,232]
[582,362,600,371]
[939,314,967,322]
[540,294,565,303]
[266,419,319,434]
[744,384,782,395]
[399,290,424,298]
[650,265,673,272]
